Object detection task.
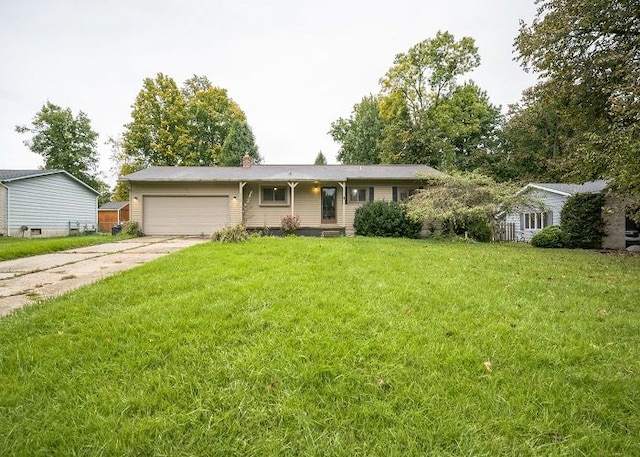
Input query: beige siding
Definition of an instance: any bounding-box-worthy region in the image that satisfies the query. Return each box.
[130,182,241,234]
[132,179,428,235]
[243,182,346,228]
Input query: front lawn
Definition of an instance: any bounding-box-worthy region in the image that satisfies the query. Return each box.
[0,233,133,261]
[1,237,638,455]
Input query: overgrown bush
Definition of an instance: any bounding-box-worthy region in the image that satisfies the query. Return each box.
[354,201,422,238]
[444,212,492,242]
[280,215,300,235]
[120,221,141,236]
[531,225,564,248]
[561,194,605,249]
[211,223,249,243]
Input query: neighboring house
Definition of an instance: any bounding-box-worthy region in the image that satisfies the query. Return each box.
[504,180,631,249]
[98,201,130,233]
[120,161,444,236]
[0,170,99,238]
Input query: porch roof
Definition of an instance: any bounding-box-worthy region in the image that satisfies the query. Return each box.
[120,164,444,183]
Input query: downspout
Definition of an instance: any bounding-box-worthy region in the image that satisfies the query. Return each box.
[288,182,299,217]
[2,183,9,236]
[338,182,346,229]
[239,182,247,223]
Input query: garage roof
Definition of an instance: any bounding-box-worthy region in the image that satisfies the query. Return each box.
[120,164,445,182]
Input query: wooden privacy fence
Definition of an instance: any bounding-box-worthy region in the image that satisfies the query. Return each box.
[493,222,516,242]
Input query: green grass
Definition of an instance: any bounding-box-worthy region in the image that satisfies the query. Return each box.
[0,234,134,261]
[1,237,639,456]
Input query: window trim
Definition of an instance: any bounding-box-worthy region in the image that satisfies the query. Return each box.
[398,186,419,201]
[349,187,367,203]
[260,185,289,206]
[522,212,547,230]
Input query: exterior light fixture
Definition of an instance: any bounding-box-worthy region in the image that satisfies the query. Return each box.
[133,195,139,202]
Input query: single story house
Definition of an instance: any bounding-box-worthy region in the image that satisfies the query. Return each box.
[98,201,130,233]
[504,180,633,249]
[0,169,99,237]
[120,161,444,236]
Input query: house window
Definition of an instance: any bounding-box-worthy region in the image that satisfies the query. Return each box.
[350,188,367,202]
[261,186,288,205]
[399,187,418,201]
[522,212,547,230]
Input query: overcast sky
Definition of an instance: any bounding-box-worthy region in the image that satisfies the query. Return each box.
[0,0,539,185]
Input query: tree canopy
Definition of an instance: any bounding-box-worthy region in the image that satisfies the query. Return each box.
[314,151,327,164]
[16,102,107,194]
[330,32,501,170]
[120,73,261,170]
[404,172,540,236]
[514,0,640,210]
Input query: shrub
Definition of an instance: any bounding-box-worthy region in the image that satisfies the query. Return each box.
[445,213,492,242]
[531,225,564,248]
[211,223,249,243]
[281,215,300,235]
[354,201,422,238]
[120,221,141,236]
[561,194,605,249]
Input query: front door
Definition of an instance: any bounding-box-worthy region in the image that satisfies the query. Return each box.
[321,187,337,223]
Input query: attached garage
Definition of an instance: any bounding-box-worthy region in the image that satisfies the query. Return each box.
[143,195,229,236]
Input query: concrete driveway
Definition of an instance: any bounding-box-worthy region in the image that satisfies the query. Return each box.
[0,236,209,318]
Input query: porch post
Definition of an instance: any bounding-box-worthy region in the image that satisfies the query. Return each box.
[338,182,346,228]
[288,182,299,216]
[239,182,247,223]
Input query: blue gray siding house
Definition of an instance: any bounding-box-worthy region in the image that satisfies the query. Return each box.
[504,180,630,249]
[0,170,99,237]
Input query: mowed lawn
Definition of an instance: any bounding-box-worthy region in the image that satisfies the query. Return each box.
[1,237,639,456]
[0,234,133,261]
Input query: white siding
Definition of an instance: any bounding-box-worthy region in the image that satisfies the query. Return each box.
[505,189,567,242]
[0,184,7,235]
[6,173,97,237]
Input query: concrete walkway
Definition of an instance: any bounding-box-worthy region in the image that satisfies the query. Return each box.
[0,236,209,317]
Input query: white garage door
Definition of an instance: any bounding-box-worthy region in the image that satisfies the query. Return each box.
[143,196,229,236]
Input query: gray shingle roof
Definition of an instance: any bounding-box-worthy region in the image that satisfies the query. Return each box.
[99,201,129,210]
[120,164,445,182]
[0,169,100,194]
[528,180,610,196]
[0,169,59,181]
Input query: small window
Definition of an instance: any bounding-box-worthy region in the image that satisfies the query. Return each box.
[261,186,288,205]
[30,228,42,236]
[522,212,547,230]
[398,187,418,201]
[350,188,367,202]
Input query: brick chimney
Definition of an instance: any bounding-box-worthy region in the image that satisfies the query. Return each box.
[242,154,252,168]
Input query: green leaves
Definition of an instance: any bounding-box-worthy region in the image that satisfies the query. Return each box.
[331,31,500,171]
[121,73,261,170]
[16,101,104,191]
[514,0,640,213]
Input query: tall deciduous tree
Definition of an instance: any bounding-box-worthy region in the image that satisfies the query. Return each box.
[330,95,383,164]
[120,73,261,173]
[331,32,500,171]
[515,0,640,212]
[380,31,480,119]
[16,101,105,192]
[123,73,192,167]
